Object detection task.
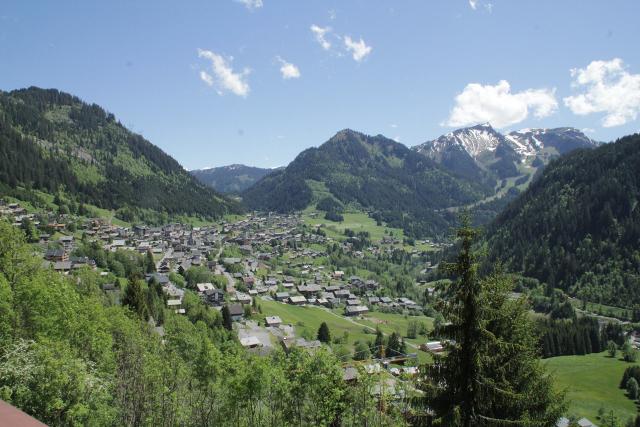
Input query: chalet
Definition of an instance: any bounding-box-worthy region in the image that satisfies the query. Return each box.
[45,248,68,262]
[297,284,322,296]
[368,296,380,305]
[334,289,351,300]
[240,336,262,349]
[228,304,245,321]
[53,261,72,273]
[167,299,185,314]
[289,295,307,305]
[204,288,225,306]
[265,316,282,327]
[235,292,252,305]
[345,305,369,316]
[275,292,290,302]
[421,341,444,353]
[280,337,322,354]
[196,282,215,293]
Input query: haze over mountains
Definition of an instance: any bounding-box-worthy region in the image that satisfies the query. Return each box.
[190,164,274,194]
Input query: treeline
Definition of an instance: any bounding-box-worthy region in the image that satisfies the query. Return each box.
[537,317,624,358]
[486,133,640,307]
[0,87,240,221]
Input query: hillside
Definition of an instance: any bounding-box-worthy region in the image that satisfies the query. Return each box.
[0,87,240,221]
[484,133,640,307]
[243,129,492,237]
[190,164,274,193]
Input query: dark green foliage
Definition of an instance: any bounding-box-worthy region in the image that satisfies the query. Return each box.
[122,276,149,320]
[486,133,640,307]
[626,377,639,400]
[417,219,565,426]
[145,250,156,274]
[324,210,344,222]
[244,129,491,238]
[537,317,603,358]
[316,196,344,213]
[620,366,640,389]
[317,322,331,343]
[0,87,240,220]
[386,332,406,356]
[221,305,232,331]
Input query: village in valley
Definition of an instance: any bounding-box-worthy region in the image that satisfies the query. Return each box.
[4,195,639,426]
[1,199,448,385]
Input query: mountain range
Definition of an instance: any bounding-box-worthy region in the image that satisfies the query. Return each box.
[242,125,598,237]
[413,123,599,185]
[190,164,275,193]
[0,86,604,237]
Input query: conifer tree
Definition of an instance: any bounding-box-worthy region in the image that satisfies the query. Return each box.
[416,217,565,426]
[317,322,331,343]
[122,275,149,320]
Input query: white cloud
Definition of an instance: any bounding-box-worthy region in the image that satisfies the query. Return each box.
[390,124,398,128]
[328,9,336,21]
[235,0,263,11]
[469,0,493,13]
[344,36,372,62]
[310,25,332,50]
[582,128,596,134]
[199,70,214,86]
[564,58,640,127]
[276,56,300,79]
[197,49,250,97]
[445,80,558,128]
[393,136,401,142]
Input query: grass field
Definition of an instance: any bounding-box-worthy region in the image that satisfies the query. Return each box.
[258,299,435,363]
[301,208,436,251]
[544,352,638,423]
[258,299,374,346]
[569,298,631,321]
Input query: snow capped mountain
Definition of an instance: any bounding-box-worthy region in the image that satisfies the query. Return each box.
[415,124,598,162]
[415,123,504,159]
[506,127,599,156]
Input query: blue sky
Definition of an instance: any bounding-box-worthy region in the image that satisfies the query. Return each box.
[1,1,639,169]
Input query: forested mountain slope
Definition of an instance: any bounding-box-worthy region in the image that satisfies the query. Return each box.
[243,129,492,237]
[0,87,240,219]
[484,133,640,306]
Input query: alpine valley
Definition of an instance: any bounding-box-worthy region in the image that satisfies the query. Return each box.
[1,86,638,427]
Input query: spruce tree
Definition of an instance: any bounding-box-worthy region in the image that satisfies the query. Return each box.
[416,218,565,426]
[317,322,331,343]
[122,276,149,321]
[222,305,232,331]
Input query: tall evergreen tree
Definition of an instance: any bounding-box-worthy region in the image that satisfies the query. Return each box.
[416,218,565,426]
[317,322,331,343]
[145,250,156,273]
[221,305,232,331]
[122,275,149,321]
